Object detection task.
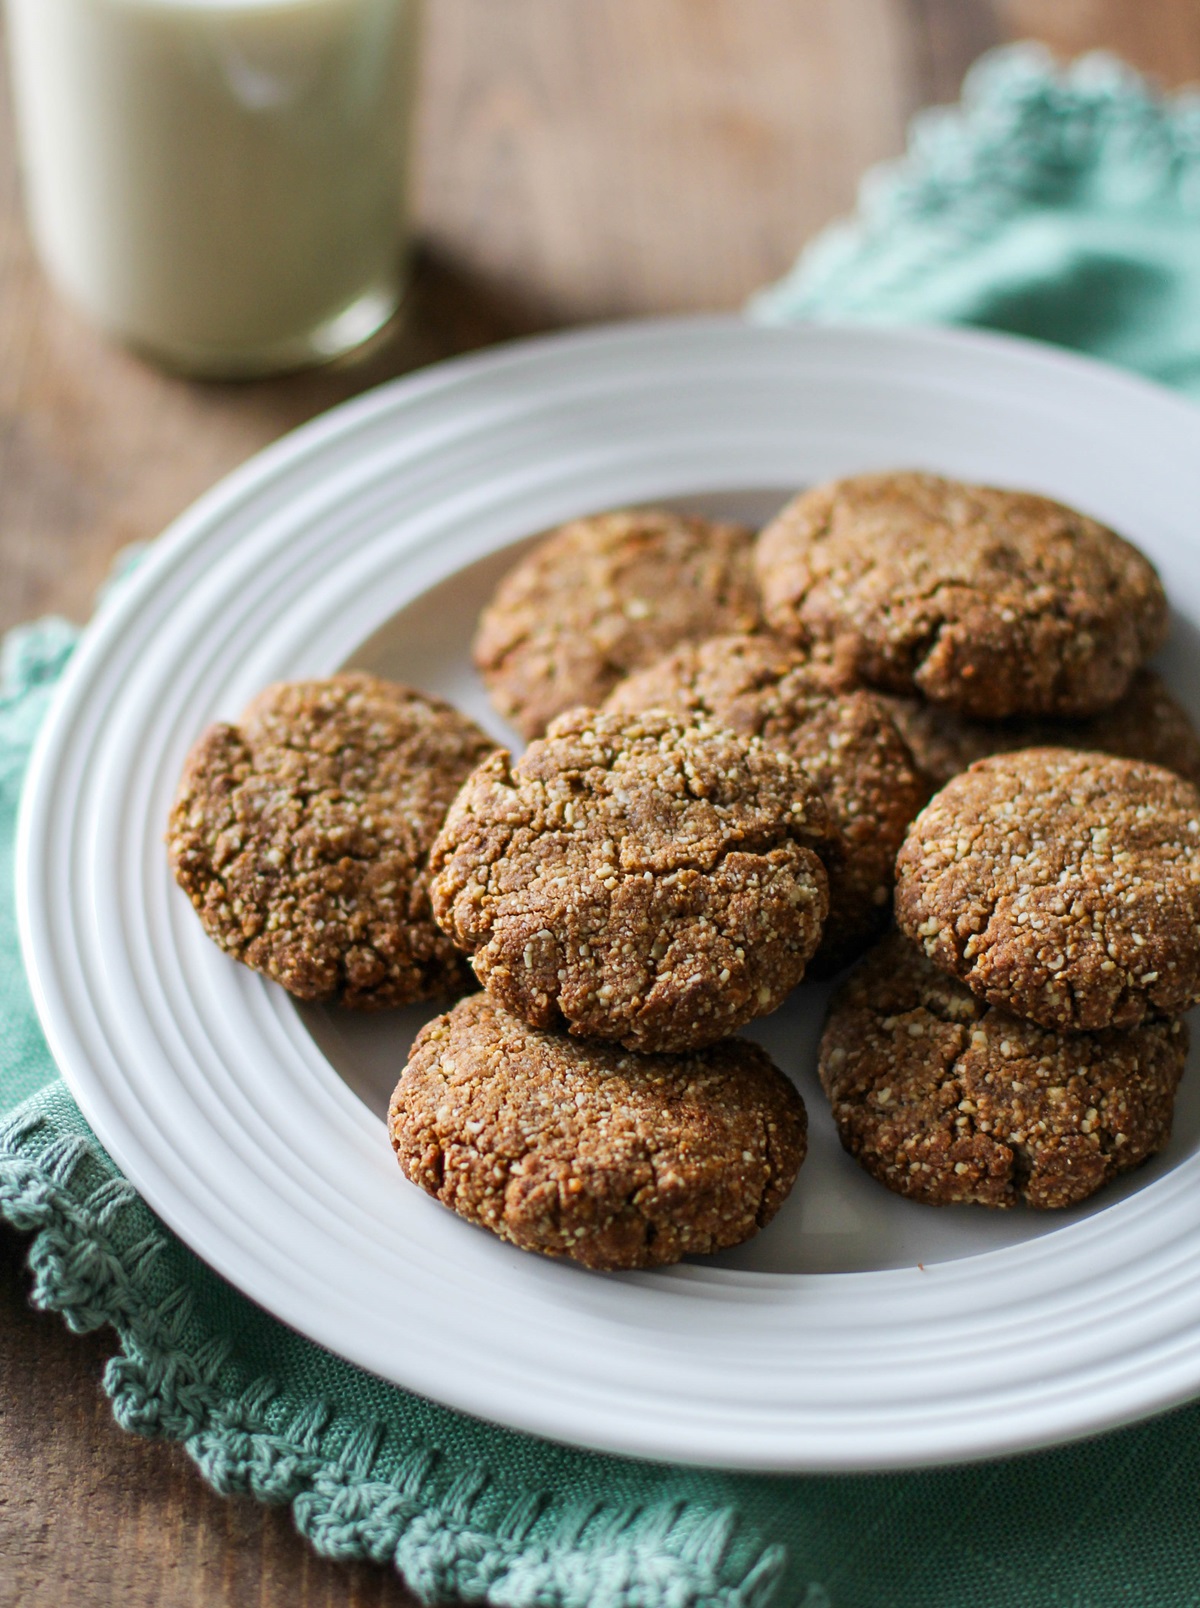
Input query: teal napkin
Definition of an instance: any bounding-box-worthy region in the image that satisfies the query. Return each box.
[751,43,1200,397]
[6,43,1200,1608]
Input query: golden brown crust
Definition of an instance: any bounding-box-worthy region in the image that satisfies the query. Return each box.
[473,509,762,740]
[755,473,1168,719]
[167,673,495,1008]
[429,708,831,1053]
[389,993,807,1268]
[879,670,1200,790]
[604,633,929,972]
[819,934,1187,1209]
[895,748,1200,1031]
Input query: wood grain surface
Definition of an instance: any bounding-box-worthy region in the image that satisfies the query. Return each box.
[2,2,1198,1603]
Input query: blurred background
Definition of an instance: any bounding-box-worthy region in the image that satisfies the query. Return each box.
[2,2,1199,1604]
[0,1,1197,643]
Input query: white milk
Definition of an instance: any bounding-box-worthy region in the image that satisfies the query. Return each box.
[5,0,419,374]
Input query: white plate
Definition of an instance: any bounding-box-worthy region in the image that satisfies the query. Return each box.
[18,318,1200,1472]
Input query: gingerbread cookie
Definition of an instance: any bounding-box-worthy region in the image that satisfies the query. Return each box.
[168,673,495,1008]
[389,993,807,1269]
[895,748,1200,1031]
[429,708,831,1052]
[473,508,761,739]
[819,934,1186,1209]
[755,472,1167,719]
[880,670,1200,790]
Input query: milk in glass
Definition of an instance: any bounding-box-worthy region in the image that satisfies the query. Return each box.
[5,0,419,375]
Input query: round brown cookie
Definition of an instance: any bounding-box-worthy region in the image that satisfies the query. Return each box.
[879,669,1200,791]
[473,508,762,740]
[819,934,1186,1209]
[755,472,1168,719]
[603,633,929,973]
[429,707,831,1053]
[168,673,496,1008]
[389,992,807,1269]
[895,748,1200,1032]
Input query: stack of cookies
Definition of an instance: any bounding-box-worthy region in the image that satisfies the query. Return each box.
[167,676,816,1272]
[167,470,1200,1271]
[753,473,1200,1209]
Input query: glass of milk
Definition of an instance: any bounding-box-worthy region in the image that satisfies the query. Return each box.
[5,0,420,376]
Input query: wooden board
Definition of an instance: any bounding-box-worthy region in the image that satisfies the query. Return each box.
[3,2,1198,1602]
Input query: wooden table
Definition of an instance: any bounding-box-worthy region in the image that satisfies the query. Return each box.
[2,2,1198,1602]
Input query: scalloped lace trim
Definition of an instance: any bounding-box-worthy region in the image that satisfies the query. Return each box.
[750,43,1200,322]
[0,1104,787,1606]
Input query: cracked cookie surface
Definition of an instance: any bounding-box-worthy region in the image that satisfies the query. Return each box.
[604,633,928,973]
[819,934,1187,1208]
[389,992,807,1268]
[879,669,1200,790]
[473,508,761,740]
[895,749,1200,1031]
[168,673,496,1008]
[755,472,1168,719]
[429,708,831,1052]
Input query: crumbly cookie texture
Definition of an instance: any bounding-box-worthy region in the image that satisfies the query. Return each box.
[755,472,1168,719]
[389,993,807,1269]
[879,669,1200,790]
[895,748,1200,1032]
[473,508,762,740]
[604,633,928,973]
[429,708,831,1053]
[168,673,495,1008]
[819,934,1186,1209]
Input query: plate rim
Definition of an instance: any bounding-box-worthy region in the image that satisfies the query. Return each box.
[17,314,1200,1472]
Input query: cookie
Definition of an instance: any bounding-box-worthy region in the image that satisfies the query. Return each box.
[389,993,807,1269]
[895,748,1200,1032]
[603,633,928,972]
[819,934,1186,1209]
[473,508,761,740]
[755,472,1168,719]
[429,707,831,1053]
[879,669,1200,790]
[168,673,496,1008]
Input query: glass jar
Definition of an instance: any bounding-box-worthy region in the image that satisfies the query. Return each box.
[5,0,420,376]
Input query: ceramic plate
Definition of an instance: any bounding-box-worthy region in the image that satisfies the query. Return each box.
[18,319,1200,1471]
